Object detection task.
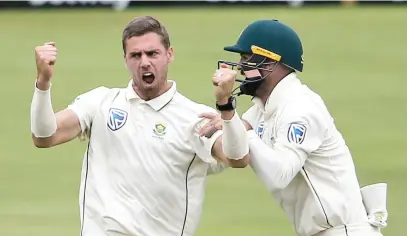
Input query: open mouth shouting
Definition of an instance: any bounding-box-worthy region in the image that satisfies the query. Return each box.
[142,72,155,84]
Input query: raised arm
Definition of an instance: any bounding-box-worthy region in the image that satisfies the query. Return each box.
[31,42,82,148]
[207,63,251,167]
[31,42,108,148]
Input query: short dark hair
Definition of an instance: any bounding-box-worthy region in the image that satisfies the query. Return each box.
[122,16,171,53]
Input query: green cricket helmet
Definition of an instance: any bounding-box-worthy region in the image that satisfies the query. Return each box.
[220,19,304,97]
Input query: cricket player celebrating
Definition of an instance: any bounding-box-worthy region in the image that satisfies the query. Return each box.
[30,16,250,236]
[202,19,389,236]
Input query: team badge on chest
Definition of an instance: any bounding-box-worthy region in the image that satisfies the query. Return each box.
[153,121,167,139]
[107,108,128,131]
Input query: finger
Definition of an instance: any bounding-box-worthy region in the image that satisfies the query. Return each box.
[40,54,56,62]
[42,46,57,52]
[219,68,236,76]
[220,63,230,69]
[44,56,56,65]
[42,51,57,57]
[199,126,211,136]
[198,112,217,119]
[212,77,220,86]
[214,122,222,130]
[214,69,224,78]
[199,122,215,136]
[201,118,220,133]
[203,126,218,138]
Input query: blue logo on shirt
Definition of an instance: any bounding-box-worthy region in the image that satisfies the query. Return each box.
[287,123,306,144]
[107,108,128,131]
[257,122,265,138]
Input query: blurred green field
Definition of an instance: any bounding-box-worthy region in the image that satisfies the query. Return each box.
[0,5,406,236]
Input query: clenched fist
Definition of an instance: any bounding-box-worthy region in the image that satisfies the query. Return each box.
[212,63,237,104]
[35,42,58,83]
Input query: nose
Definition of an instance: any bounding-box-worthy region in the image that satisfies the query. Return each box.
[140,54,151,69]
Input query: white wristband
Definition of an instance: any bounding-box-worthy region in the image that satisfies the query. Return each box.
[222,111,249,160]
[30,82,57,137]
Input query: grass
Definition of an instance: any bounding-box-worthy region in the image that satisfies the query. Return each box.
[0,5,406,236]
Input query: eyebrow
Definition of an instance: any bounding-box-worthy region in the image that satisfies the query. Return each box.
[131,49,160,54]
[145,49,159,53]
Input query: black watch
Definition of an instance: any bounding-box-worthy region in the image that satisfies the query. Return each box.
[216,96,236,111]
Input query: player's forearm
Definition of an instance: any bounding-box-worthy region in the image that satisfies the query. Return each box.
[30,80,57,141]
[212,136,249,168]
[221,111,250,161]
[247,131,305,190]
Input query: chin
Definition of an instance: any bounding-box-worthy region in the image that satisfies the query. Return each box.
[142,80,160,91]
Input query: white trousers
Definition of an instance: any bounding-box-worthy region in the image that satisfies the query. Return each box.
[313,223,383,236]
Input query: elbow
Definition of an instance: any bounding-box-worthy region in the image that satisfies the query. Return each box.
[33,143,49,148]
[33,140,50,148]
[228,153,250,168]
[32,135,52,148]
[266,172,293,190]
[263,178,290,191]
[271,179,290,190]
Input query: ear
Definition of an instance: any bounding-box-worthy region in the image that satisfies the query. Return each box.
[123,54,128,69]
[167,46,174,63]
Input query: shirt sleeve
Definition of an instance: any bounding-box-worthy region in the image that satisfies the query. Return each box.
[66,86,110,138]
[207,162,229,175]
[248,101,326,190]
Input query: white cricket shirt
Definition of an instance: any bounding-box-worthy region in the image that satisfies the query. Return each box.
[242,73,369,236]
[67,80,225,236]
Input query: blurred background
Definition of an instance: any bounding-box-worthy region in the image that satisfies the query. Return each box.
[0,0,406,235]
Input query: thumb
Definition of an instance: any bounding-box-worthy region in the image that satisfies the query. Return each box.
[44,42,56,46]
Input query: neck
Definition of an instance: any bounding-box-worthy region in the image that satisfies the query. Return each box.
[257,70,292,105]
[133,81,172,101]
[256,78,280,105]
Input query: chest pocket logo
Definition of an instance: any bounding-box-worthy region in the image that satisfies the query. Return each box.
[107,108,128,131]
[152,121,168,140]
[257,122,265,139]
[153,122,167,136]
